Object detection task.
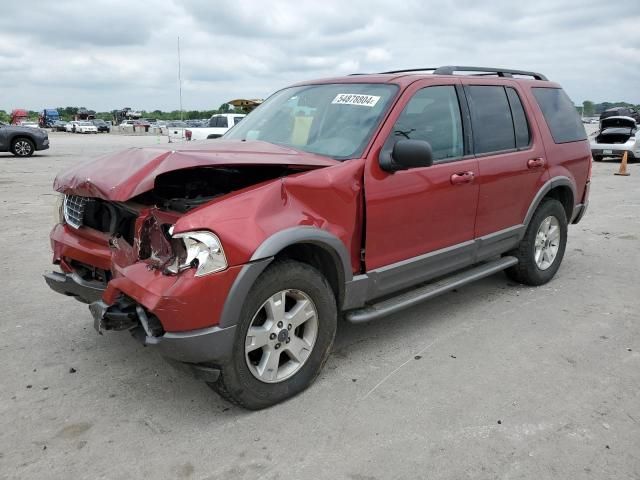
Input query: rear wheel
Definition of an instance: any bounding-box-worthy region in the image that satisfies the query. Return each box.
[593,155,603,162]
[506,198,567,286]
[209,260,337,409]
[10,137,35,157]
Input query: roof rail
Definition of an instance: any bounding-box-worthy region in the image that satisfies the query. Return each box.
[378,68,438,74]
[434,66,547,80]
[376,66,548,81]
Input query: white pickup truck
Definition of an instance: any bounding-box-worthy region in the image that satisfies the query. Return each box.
[185,113,245,141]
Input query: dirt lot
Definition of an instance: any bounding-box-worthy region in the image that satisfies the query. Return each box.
[0,131,638,480]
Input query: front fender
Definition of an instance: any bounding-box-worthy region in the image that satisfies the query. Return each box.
[218,227,353,328]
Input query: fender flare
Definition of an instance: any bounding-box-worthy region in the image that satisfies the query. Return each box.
[523,176,576,227]
[218,227,352,328]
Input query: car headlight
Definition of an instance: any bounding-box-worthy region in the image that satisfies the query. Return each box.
[53,193,64,224]
[166,230,227,277]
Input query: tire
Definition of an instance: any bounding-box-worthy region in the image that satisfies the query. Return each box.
[593,155,603,162]
[506,198,567,286]
[10,137,35,157]
[209,260,337,409]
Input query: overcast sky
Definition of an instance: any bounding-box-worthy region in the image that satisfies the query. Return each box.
[1,0,638,112]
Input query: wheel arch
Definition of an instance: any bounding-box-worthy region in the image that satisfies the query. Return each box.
[218,227,352,328]
[524,177,575,227]
[10,134,35,145]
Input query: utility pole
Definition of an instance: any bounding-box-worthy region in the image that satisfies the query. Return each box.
[178,36,183,121]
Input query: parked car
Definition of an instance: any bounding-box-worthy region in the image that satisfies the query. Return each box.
[0,121,49,156]
[185,113,245,141]
[91,119,111,133]
[19,121,40,129]
[591,116,639,162]
[166,120,188,141]
[70,121,98,134]
[119,120,135,127]
[45,66,591,409]
[51,120,69,132]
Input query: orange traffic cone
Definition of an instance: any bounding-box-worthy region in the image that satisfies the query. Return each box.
[614,151,630,176]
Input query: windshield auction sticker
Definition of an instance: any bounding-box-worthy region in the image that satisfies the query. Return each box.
[331,94,381,107]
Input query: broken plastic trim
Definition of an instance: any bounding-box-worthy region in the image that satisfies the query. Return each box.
[165,229,227,277]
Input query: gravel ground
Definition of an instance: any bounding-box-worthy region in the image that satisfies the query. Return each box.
[0,131,638,480]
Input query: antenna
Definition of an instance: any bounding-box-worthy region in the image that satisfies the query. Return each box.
[177,36,183,121]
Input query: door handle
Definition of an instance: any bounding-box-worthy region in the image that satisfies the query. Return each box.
[527,157,546,169]
[450,171,475,185]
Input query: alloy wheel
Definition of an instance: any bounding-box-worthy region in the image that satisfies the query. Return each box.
[245,289,318,383]
[14,140,32,156]
[534,215,561,270]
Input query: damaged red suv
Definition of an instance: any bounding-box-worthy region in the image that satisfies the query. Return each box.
[46,66,591,409]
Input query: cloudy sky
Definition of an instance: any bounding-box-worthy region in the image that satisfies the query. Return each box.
[1,0,638,112]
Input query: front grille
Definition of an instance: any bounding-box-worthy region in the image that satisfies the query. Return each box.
[63,195,90,229]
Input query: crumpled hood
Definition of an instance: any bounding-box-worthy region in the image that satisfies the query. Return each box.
[53,140,338,201]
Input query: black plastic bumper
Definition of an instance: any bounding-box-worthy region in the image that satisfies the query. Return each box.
[44,271,106,303]
[36,137,50,151]
[89,298,236,382]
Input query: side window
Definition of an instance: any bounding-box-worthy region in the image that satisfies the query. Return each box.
[219,116,228,128]
[383,86,463,161]
[466,86,515,154]
[234,116,243,125]
[506,87,530,149]
[532,87,587,143]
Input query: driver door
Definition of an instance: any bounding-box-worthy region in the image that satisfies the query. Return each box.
[363,80,479,297]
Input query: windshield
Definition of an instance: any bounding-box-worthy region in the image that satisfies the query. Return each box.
[224,83,398,159]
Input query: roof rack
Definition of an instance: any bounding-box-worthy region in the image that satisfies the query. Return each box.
[378,66,548,81]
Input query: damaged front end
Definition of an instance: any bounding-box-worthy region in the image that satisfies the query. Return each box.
[47,145,334,333]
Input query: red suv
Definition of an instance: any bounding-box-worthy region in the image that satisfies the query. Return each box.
[45,66,591,409]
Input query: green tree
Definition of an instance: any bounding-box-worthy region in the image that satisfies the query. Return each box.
[582,100,594,117]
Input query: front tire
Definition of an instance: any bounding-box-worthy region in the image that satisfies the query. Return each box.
[209,260,337,409]
[11,137,35,157]
[506,198,568,286]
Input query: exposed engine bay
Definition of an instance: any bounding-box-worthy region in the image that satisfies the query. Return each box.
[141,165,302,213]
[63,164,318,272]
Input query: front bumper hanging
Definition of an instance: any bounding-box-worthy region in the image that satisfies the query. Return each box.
[44,271,106,304]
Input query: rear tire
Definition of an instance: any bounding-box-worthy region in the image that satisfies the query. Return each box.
[10,137,35,157]
[209,260,337,409]
[506,198,567,286]
[593,155,603,162]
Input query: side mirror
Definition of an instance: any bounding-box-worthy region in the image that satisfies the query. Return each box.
[379,139,433,172]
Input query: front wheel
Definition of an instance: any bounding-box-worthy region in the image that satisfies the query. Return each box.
[11,138,35,157]
[209,260,337,409]
[506,198,568,286]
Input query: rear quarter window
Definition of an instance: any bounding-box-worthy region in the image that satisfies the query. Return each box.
[532,88,587,143]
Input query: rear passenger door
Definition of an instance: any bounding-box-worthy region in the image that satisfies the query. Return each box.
[462,82,548,246]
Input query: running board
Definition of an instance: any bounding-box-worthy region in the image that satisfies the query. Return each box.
[344,256,518,324]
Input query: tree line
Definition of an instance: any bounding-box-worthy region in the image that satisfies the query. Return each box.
[581,101,640,117]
